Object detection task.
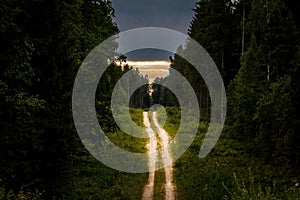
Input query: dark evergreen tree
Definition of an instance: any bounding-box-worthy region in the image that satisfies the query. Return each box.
[188,0,241,86]
[0,0,121,197]
[226,0,300,167]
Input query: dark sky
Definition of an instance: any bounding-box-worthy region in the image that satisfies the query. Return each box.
[111,0,198,60]
[111,0,198,32]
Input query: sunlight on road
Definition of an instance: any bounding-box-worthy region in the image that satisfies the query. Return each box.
[142,112,157,200]
[142,111,176,200]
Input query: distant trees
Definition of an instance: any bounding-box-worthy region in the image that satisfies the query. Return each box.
[97,59,150,133]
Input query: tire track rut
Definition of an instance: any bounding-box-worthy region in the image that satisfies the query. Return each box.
[142,111,176,200]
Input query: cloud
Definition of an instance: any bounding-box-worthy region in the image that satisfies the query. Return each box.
[111,0,198,60]
[111,0,198,33]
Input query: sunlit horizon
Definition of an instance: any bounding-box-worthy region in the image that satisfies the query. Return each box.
[123,60,171,82]
[126,60,171,66]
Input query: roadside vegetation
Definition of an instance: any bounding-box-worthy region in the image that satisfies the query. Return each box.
[159,107,300,199]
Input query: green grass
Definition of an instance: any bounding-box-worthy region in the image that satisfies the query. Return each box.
[64,108,149,199]
[64,155,148,200]
[223,170,300,200]
[0,187,44,200]
[4,107,298,199]
[105,108,148,153]
[156,107,181,139]
[153,169,166,200]
[155,107,300,200]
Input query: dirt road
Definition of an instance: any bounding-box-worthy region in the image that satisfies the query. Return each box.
[141,111,176,200]
[141,112,157,200]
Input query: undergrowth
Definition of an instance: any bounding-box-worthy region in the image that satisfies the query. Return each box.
[159,107,300,200]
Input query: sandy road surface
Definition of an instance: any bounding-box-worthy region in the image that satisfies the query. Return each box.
[141,111,176,200]
[152,112,176,200]
[141,112,157,200]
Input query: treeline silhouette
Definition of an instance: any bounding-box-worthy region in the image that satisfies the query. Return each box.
[153,0,299,169]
